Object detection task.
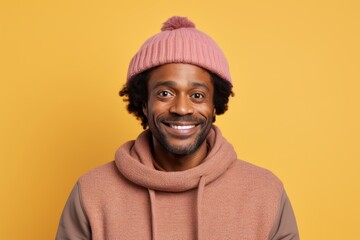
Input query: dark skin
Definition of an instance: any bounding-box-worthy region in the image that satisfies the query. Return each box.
[143,63,215,171]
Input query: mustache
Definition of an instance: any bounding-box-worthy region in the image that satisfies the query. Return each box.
[158,115,205,124]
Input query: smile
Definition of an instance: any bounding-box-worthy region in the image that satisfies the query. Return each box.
[170,124,195,130]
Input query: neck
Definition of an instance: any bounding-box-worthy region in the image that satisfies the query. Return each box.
[151,138,209,172]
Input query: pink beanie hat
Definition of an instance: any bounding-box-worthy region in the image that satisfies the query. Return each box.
[127,16,231,84]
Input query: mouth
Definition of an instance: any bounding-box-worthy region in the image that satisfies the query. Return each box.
[159,120,203,139]
[162,121,199,131]
[169,124,196,130]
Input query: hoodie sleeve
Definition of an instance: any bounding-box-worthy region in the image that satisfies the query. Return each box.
[56,182,91,240]
[268,190,299,240]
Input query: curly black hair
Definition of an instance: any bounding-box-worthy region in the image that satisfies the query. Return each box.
[119,68,234,129]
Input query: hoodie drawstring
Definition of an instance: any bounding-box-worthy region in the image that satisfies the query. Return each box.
[148,189,157,240]
[148,176,206,240]
[196,176,206,240]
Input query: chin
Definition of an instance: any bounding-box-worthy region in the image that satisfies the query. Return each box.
[159,132,208,156]
[163,143,200,156]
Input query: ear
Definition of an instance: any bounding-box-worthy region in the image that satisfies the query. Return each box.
[142,104,148,118]
[212,107,216,123]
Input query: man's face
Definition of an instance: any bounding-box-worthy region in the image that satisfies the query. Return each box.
[143,63,215,156]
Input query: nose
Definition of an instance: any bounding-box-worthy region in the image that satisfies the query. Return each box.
[169,94,194,115]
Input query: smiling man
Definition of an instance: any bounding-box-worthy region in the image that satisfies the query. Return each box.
[144,63,215,171]
[56,16,299,239]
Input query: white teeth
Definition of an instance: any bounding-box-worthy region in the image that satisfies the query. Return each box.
[170,124,195,130]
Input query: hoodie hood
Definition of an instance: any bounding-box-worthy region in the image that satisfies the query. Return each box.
[115,126,237,192]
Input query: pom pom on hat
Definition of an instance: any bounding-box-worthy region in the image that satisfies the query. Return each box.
[161,16,195,31]
[127,16,231,84]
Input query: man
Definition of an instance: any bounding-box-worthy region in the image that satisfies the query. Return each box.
[56,16,299,239]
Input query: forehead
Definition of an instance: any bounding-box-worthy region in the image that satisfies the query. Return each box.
[147,63,213,90]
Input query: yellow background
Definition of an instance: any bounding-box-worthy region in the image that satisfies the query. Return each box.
[1,0,359,239]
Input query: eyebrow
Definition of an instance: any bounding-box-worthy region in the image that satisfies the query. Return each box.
[152,81,175,90]
[151,80,210,91]
[191,82,210,91]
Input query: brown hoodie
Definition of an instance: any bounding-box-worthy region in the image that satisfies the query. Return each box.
[56,126,299,239]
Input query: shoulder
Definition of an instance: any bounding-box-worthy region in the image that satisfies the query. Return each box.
[235,160,283,183]
[77,160,143,192]
[79,161,119,184]
[77,161,132,202]
[77,161,142,212]
[228,159,284,198]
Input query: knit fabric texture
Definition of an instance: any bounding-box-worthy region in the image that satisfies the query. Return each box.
[78,126,284,239]
[127,16,232,84]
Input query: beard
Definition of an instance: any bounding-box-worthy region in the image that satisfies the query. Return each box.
[152,115,213,156]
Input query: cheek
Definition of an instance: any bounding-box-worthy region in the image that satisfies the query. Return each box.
[198,100,215,117]
[196,107,215,121]
[145,100,167,119]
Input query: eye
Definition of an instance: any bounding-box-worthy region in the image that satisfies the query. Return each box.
[158,91,172,97]
[192,93,204,99]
